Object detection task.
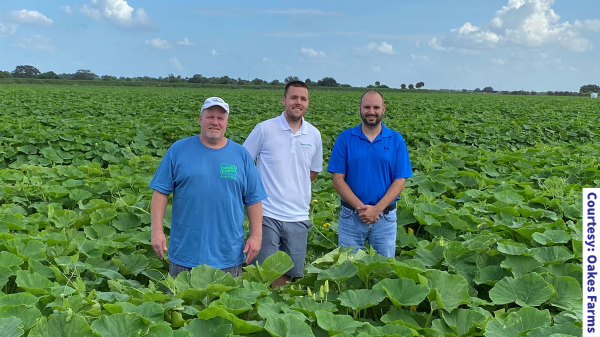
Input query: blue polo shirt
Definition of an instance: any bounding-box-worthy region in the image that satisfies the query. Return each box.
[327,124,412,206]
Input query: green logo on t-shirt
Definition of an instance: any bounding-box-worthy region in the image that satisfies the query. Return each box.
[220,163,238,180]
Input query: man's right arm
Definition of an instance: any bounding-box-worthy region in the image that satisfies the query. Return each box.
[332,173,364,210]
[151,190,169,260]
[243,124,263,161]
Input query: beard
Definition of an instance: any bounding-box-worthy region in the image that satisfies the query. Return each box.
[360,113,382,126]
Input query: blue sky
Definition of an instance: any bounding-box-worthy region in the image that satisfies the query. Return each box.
[1,0,599,91]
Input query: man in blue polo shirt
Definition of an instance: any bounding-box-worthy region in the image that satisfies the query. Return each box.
[328,91,412,257]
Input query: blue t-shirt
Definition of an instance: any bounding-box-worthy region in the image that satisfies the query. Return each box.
[149,136,267,269]
[327,124,412,206]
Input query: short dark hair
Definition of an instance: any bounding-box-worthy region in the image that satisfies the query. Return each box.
[360,90,385,105]
[284,80,309,97]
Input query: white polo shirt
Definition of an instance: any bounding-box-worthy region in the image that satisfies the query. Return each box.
[243,112,323,221]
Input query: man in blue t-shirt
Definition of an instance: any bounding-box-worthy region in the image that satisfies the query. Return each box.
[328,91,412,258]
[149,97,267,278]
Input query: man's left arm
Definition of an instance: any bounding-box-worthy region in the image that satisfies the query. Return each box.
[310,134,324,182]
[244,201,263,264]
[359,179,406,221]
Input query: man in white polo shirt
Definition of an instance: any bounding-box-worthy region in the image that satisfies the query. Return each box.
[244,80,323,287]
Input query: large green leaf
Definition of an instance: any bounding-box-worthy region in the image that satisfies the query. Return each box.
[264,314,314,337]
[259,251,295,284]
[421,270,471,312]
[485,307,551,337]
[500,255,543,277]
[290,297,337,319]
[316,261,357,281]
[0,317,23,337]
[337,289,386,311]
[0,293,39,307]
[196,306,264,334]
[489,273,553,307]
[315,310,366,334]
[15,271,56,295]
[180,318,233,337]
[547,276,582,310]
[175,265,238,301]
[29,313,95,337]
[373,278,429,307]
[442,309,487,336]
[0,306,42,329]
[90,313,150,337]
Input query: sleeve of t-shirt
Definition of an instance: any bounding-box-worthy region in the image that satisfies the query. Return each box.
[311,133,324,172]
[242,150,268,206]
[327,133,347,174]
[394,136,413,179]
[148,146,176,194]
[242,124,263,161]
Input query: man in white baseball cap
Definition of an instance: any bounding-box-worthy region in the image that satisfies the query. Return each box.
[149,96,267,282]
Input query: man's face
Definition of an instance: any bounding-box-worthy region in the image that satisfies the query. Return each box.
[359,92,386,126]
[282,86,309,122]
[199,106,228,139]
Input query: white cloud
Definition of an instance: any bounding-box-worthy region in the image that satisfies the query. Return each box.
[0,22,19,36]
[195,7,340,16]
[9,10,53,25]
[300,47,326,58]
[355,41,395,55]
[211,49,219,56]
[582,19,600,32]
[431,0,593,52]
[81,0,157,31]
[170,57,183,70]
[13,35,53,50]
[145,38,173,49]
[61,6,73,15]
[490,58,506,65]
[262,57,272,62]
[370,65,381,72]
[177,37,195,46]
[411,54,429,61]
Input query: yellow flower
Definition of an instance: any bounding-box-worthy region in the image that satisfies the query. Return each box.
[312,199,318,205]
[410,305,417,311]
[323,223,330,228]
[407,228,414,235]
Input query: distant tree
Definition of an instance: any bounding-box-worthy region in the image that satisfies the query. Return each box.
[269,79,281,85]
[461,89,468,92]
[474,88,482,93]
[72,69,98,80]
[378,84,389,88]
[408,84,414,89]
[101,75,118,81]
[482,86,494,93]
[12,65,41,78]
[375,81,380,87]
[39,71,59,79]
[416,81,425,89]
[316,77,338,87]
[284,76,299,84]
[0,71,8,78]
[251,78,268,85]
[188,74,206,83]
[339,84,352,87]
[580,84,600,93]
[547,91,554,96]
[237,77,249,85]
[400,84,406,89]
[305,78,312,85]
[366,85,376,88]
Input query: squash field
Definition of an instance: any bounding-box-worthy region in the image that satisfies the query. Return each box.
[0,85,595,336]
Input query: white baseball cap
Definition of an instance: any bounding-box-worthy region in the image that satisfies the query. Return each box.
[201,97,230,114]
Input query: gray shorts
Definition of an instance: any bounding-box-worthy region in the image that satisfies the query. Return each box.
[251,216,311,278]
[168,262,243,278]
